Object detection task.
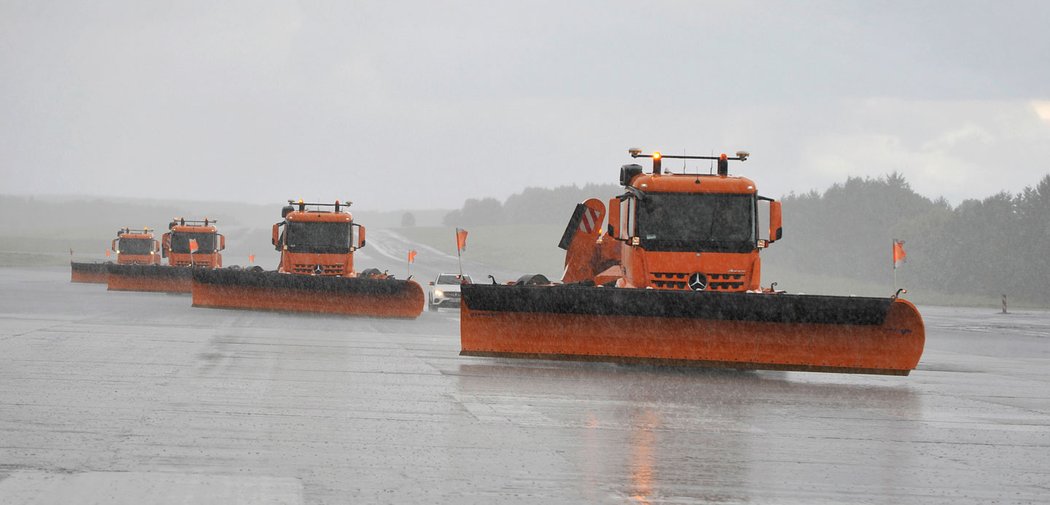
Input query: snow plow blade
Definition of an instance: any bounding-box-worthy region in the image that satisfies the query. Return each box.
[107,264,193,293]
[70,262,109,284]
[191,268,424,318]
[460,285,925,376]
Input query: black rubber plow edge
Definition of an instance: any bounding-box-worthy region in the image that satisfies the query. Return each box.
[461,284,894,326]
[192,268,415,296]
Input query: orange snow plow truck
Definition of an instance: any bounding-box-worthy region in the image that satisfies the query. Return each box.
[191,200,423,318]
[72,227,160,284]
[106,220,225,293]
[460,149,925,375]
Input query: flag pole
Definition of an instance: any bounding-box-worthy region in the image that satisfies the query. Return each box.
[456,228,463,277]
[892,239,898,292]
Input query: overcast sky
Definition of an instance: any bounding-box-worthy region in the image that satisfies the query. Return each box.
[2,1,1049,210]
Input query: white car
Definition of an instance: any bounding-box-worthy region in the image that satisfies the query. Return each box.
[428,273,472,311]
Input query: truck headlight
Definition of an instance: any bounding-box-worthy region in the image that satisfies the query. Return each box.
[434,289,444,297]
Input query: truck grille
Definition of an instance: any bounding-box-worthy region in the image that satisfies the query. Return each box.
[650,272,688,290]
[172,260,212,267]
[291,264,345,276]
[649,272,746,291]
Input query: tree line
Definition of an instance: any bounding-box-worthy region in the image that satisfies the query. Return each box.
[764,173,1050,305]
[442,184,621,226]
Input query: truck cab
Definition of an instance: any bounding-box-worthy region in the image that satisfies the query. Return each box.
[162,218,225,268]
[272,200,366,277]
[111,228,161,265]
[585,151,782,292]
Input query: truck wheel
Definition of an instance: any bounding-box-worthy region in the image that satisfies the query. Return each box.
[428,303,438,312]
[515,273,551,286]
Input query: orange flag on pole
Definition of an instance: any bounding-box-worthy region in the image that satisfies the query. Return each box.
[248,253,255,264]
[189,239,199,253]
[105,249,111,257]
[893,239,906,269]
[408,250,417,264]
[456,228,468,252]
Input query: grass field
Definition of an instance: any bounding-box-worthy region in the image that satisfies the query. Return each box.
[0,252,71,267]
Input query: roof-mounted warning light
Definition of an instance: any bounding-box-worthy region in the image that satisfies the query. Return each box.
[286,199,353,213]
[171,218,217,227]
[118,227,152,236]
[630,148,750,176]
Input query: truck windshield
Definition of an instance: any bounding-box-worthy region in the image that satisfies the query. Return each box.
[118,238,154,255]
[286,221,351,254]
[170,232,217,253]
[635,193,755,252]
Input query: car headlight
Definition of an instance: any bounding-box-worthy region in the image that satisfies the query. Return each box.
[434,289,444,297]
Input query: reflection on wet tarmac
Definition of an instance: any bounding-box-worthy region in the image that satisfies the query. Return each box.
[455,362,920,502]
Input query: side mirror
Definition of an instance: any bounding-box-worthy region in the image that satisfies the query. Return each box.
[271,223,281,251]
[356,224,366,249]
[606,197,620,239]
[161,233,169,258]
[429,281,435,286]
[154,240,160,253]
[769,200,783,244]
[218,235,226,251]
[111,239,118,252]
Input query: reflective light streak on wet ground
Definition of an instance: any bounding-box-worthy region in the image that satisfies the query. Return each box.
[0,267,1047,504]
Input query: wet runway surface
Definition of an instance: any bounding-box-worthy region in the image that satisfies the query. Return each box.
[1,267,1048,504]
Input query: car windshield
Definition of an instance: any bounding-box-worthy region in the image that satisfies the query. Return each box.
[118,237,153,255]
[170,232,217,253]
[285,221,351,254]
[635,193,755,252]
[437,274,471,285]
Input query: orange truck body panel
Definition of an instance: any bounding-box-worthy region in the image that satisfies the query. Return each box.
[461,150,926,375]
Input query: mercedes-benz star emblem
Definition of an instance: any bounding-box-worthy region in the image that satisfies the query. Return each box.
[688,272,707,291]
